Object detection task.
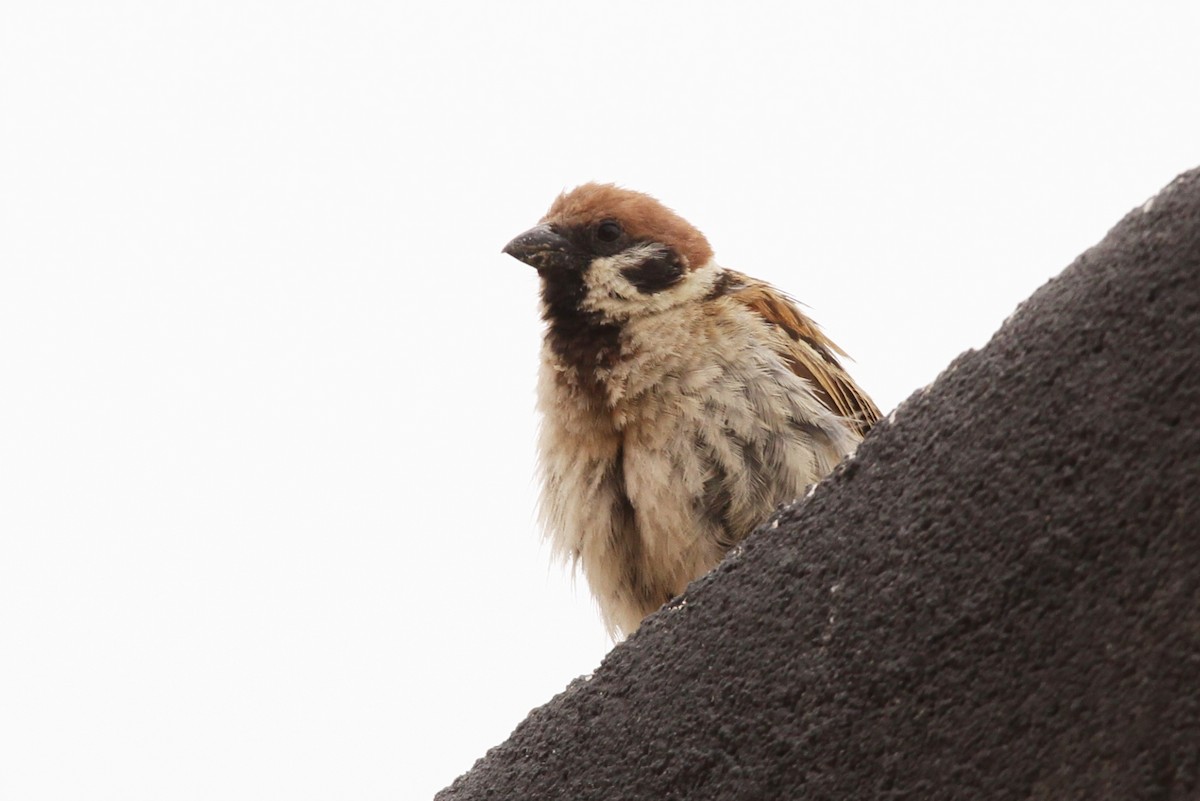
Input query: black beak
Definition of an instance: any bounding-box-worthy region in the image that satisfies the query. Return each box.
[502,224,573,271]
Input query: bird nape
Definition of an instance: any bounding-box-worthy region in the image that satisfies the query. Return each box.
[503,183,879,639]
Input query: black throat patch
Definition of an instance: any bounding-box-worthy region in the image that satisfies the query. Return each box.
[539,267,622,379]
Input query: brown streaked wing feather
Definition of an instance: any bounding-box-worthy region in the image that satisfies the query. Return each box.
[727,272,881,436]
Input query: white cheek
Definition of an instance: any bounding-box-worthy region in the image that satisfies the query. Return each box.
[581,254,721,320]
[581,245,661,306]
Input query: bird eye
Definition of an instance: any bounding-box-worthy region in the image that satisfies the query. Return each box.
[595,220,623,243]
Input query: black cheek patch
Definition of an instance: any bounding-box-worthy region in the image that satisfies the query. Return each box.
[621,251,686,294]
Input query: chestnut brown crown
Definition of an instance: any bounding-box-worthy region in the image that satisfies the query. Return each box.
[540,183,714,270]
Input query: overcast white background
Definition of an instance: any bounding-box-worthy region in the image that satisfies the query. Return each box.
[1,2,1198,799]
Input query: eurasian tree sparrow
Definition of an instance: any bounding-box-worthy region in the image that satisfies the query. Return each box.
[504,184,880,638]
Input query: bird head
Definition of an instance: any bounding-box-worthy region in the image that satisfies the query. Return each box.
[503,184,716,324]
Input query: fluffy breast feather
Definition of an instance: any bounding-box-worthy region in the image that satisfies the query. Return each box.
[534,266,864,636]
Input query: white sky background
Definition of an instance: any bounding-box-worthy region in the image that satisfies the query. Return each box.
[2,2,1198,798]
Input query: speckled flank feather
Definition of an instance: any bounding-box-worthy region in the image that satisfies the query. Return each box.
[511,184,879,638]
[729,274,882,437]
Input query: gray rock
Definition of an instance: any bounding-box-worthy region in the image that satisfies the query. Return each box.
[438,168,1200,800]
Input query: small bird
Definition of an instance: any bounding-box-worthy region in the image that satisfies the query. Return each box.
[503,184,880,638]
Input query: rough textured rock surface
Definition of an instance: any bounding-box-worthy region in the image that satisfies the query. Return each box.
[438,169,1200,800]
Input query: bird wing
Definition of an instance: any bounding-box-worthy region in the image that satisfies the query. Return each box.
[726,271,882,437]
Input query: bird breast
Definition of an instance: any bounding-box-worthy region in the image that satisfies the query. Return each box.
[535,283,860,636]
